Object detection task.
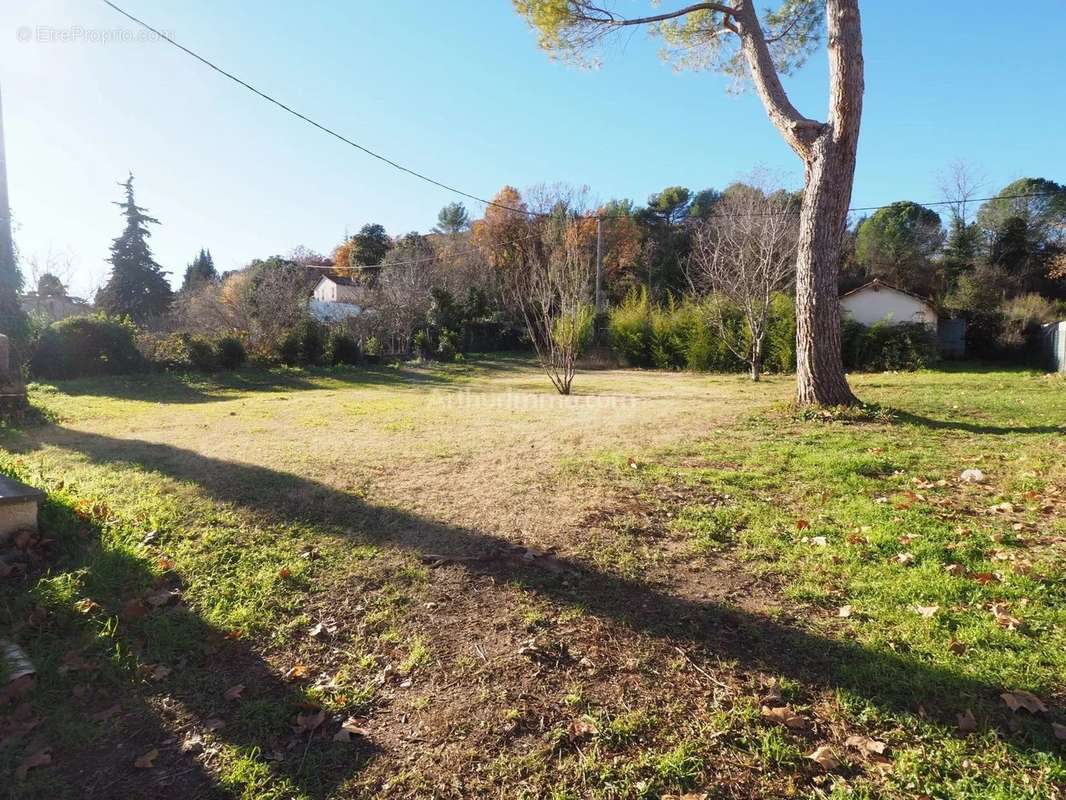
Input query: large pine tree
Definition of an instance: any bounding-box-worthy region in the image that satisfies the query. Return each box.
[181,248,217,291]
[97,174,172,323]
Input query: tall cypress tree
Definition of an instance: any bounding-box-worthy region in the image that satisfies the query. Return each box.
[181,248,218,291]
[97,174,172,323]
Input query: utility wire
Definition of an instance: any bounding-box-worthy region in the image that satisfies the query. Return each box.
[100,0,540,219]
[103,2,1060,226]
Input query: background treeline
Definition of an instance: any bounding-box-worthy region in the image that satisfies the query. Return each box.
[4,166,1064,381]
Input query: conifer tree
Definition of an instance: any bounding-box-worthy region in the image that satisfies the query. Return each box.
[97,174,172,323]
[181,248,218,290]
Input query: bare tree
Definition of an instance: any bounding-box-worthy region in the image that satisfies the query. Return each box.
[937,159,985,225]
[689,182,798,380]
[506,222,594,395]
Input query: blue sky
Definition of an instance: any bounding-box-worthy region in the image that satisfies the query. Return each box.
[2,1,1064,297]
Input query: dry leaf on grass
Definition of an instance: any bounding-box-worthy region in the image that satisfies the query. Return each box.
[838,605,853,618]
[991,603,1022,630]
[806,744,840,771]
[948,638,967,655]
[944,564,966,576]
[915,605,940,619]
[796,519,811,530]
[894,553,915,566]
[223,684,245,701]
[134,748,158,769]
[1001,690,1047,714]
[15,748,51,780]
[295,708,327,734]
[760,705,807,730]
[956,710,977,733]
[73,598,100,614]
[278,566,291,579]
[333,716,370,742]
[845,734,888,756]
[145,588,181,608]
[570,716,598,738]
[283,664,308,681]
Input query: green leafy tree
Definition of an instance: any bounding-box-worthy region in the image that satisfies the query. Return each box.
[977,178,1066,292]
[181,248,217,291]
[434,202,470,235]
[855,201,944,294]
[36,272,67,297]
[96,174,172,323]
[515,0,865,406]
[349,223,391,268]
[637,186,694,297]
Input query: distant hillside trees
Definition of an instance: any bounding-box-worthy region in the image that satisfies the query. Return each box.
[855,201,944,295]
[96,174,172,323]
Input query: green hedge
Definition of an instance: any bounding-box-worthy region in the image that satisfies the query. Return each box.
[606,293,934,374]
[30,315,144,379]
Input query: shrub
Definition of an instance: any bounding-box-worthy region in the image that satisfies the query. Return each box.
[363,335,383,363]
[683,298,746,373]
[997,294,1058,361]
[296,319,325,365]
[326,329,360,366]
[278,332,301,366]
[215,336,247,370]
[30,315,143,379]
[841,320,938,371]
[607,289,651,367]
[648,299,689,370]
[436,330,461,362]
[185,335,218,372]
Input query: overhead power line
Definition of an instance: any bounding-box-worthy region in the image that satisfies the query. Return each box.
[103,1,1060,227]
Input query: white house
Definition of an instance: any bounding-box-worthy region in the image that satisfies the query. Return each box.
[839,279,937,328]
[309,273,363,323]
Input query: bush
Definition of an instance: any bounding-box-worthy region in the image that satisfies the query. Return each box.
[278,332,301,366]
[185,335,218,372]
[216,337,247,370]
[607,289,651,367]
[997,294,1058,361]
[648,299,689,370]
[363,335,383,363]
[841,320,938,371]
[326,329,360,366]
[30,315,143,379]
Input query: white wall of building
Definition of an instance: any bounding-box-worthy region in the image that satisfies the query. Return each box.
[840,285,937,327]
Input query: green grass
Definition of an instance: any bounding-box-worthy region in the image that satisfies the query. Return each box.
[1,361,1064,799]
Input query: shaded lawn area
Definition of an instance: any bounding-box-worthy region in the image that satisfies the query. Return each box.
[1,360,1064,799]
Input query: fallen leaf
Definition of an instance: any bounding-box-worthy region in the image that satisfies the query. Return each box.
[806,744,840,771]
[944,564,966,576]
[760,705,807,730]
[224,684,245,701]
[90,703,122,722]
[1001,690,1047,714]
[956,710,977,733]
[308,621,336,639]
[15,748,51,780]
[894,552,915,566]
[845,734,887,756]
[295,708,326,733]
[838,605,853,618]
[73,598,100,614]
[948,638,967,655]
[959,468,986,484]
[973,572,999,585]
[915,605,940,619]
[278,566,291,579]
[570,716,598,737]
[991,603,1021,631]
[156,556,176,571]
[283,664,308,681]
[796,519,811,530]
[134,748,158,769]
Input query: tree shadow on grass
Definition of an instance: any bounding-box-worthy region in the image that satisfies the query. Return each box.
[33,364,467,406]
[893,410,1066,436]
[11,427,1063,761]
[1,477,379,799]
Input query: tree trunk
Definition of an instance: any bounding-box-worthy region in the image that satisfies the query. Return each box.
[794,134,857,406]
[750,334,762,382]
